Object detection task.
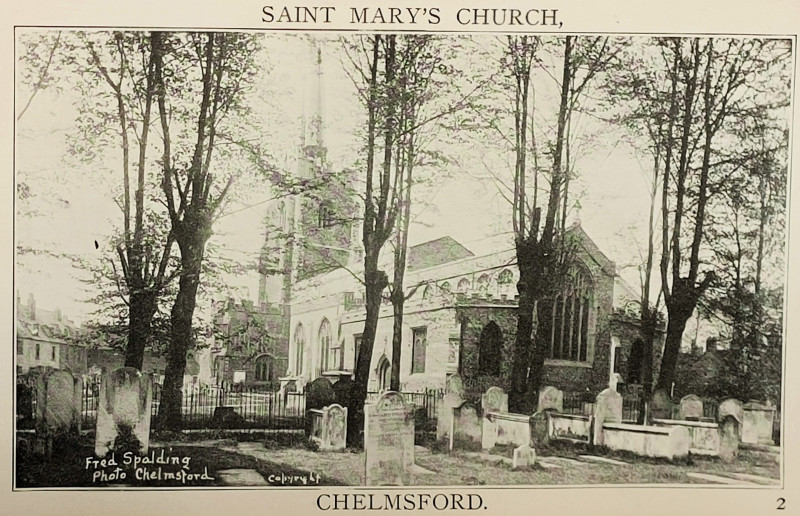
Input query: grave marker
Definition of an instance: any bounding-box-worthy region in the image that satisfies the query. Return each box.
[482,386,508,414]
[317,404,348,451]
[94,368,153,457]
[306,377,336,436]
[678,394,704,420]
[449,401,482,451]
[592,388,622,446]
[719,416,740,462]
[537,386,564,413]
[364,392,414,486]
[437,392,464,442]
[513,444,536,470]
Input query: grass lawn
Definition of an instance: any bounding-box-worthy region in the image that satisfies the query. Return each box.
[16,434,780,488]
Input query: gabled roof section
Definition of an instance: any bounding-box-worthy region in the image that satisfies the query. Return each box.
[566,224,616,277]
[408,236,474,271]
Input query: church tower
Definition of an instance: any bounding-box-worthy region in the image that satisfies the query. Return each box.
[258,40,357,308]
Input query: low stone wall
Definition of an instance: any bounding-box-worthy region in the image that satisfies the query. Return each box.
[550,413,593,443]
[653,418,720,456]
[602,423,690,460]
[482,412,531,450]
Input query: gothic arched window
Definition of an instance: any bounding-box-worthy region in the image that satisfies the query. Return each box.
[255,354,275,382]
[547,267,593,362]
[457,278,470,293]
[319,318,336,372]
[294,324,305,375]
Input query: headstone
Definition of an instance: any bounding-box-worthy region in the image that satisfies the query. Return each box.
[364,392,414,486]
[445,374,465,397]
[512,444,536,470]
[436,392,464,442]
[592,388,623,446]
[332,377,355,408]
[718,398,744,426]
[742,401,776,445]
[36,370,83,432]
[678,394,704,420]
[306,377,336,436]
[318,404,348,451]
[449,401,482,451]
[651,389,673,420]
[481,386,508,414]
[530,411,550,446]
[719,416,740,462]
[94,367,153,457]
[537,386,564,413]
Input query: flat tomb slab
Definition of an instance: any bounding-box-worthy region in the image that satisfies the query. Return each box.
[602,423,690,460]
[217,469,268,486]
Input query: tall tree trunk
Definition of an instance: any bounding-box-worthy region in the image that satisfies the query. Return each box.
[509,246,537,413]
[125,288,158,370]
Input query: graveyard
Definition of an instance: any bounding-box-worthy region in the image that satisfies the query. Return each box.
[15,368,781,488]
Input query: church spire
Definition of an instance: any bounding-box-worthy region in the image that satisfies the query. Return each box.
[299,39,327,176]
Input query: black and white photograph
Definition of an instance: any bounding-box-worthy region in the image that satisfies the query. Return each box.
[8,1,797,509]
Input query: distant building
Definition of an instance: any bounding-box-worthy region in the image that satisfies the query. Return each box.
[16,293,87,375]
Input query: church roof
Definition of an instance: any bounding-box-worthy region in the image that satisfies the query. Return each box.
[407,236,474,271]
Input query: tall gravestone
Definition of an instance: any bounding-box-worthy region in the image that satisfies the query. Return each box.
[318,404,348,451]
[742,401,776,445]
[449,401,482,451]
[530,411,550,447]
[719,416,740,462]
[678,394,704,420]
[34,370,83,457]
[537,386,564,413]
[95,368,153,457]
[592,388,622,446]
[437,375,465,442]
[718,398,744,428]
[364,392,415,486]
[306,377,336,436]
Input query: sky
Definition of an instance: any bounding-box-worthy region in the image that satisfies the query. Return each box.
[13,31,769,345]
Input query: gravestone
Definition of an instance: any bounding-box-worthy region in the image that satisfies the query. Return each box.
[95,367,153,457]
[718,398,744,427]
[482,386,508,414]
[537,386,564,413]
[332,377,355,407]
[306,377,336,436]
[742,401,776,445]
[592,388,622,446]
[651,389,674,420]
[445,375,464,397]
[513,444,536,470]
[719,416,740,462]
[678,394,704,420]
[530,411,550,447]
[449,401,482,451]
[36,370,83,432]
[364,392,415,486]
[319,404,348,451]
[436,392,464,442]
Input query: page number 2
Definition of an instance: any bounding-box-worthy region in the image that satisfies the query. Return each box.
[777,498,786,510]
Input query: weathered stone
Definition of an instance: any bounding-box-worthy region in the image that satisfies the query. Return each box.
[449,401,482,451]
[436,392,464,442]
[445,374,464,397]
[678,394,704,420]
[94,367,153,457]
[364,392,414,486]
[537,386,564,413]
[36,370,82,433]
[481,386,508,414]
[592,388,622,445]
[653,418,720,456]
[318,403,347,451]
[719,416,740,462]
[742,401,776,445]
[530,411,550,446]
[332,377,356,409]
[602,422,690,460]
[718,398,744,426]
[512,444,536,470]
[493,412,532,448]
[549,413,593,443]
[306,377,336,436]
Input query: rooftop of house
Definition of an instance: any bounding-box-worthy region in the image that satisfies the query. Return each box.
[16,294,78,343]
[407,236,475,271]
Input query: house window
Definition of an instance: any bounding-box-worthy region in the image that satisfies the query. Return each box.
[411,327,427,374]
[294,324,305,375]
[255,355,274,382]
[318,202,335,228]
[318,318,333,373]
[478,321,502,376]
[547,267,593,362]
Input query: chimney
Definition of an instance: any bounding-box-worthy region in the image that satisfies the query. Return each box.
[27,293,36,321]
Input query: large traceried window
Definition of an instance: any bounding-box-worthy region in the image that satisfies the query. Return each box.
[547,267,593,362]
[294,324,305,375]
[255,354,275,382]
